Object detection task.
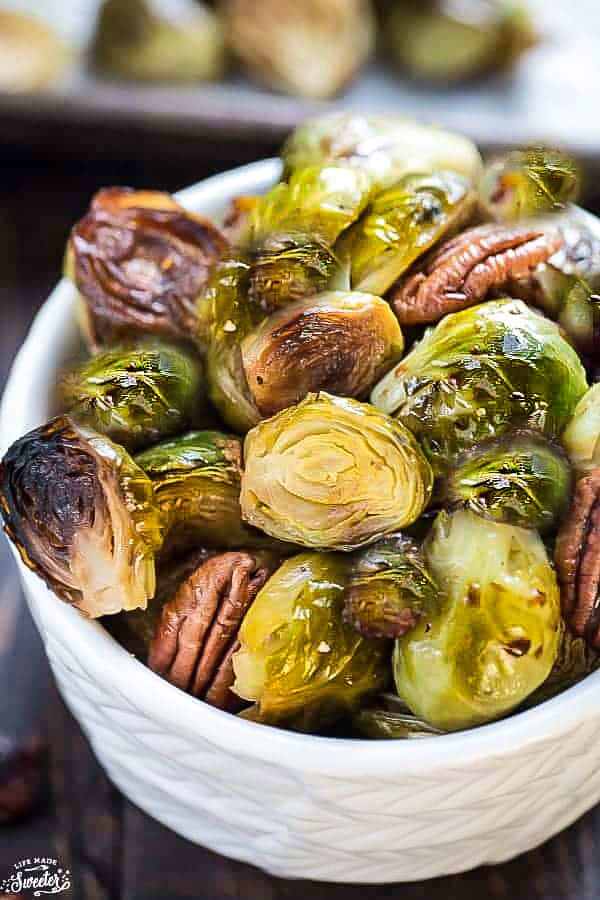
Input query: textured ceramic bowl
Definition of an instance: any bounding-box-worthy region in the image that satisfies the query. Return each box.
[3,159,600,884]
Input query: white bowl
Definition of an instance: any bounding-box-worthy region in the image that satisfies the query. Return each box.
[3,159,600,884]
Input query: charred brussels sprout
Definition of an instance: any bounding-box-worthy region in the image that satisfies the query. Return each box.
[384,0,535,84]
[480,148,580,223]
[0,417,162,618]
[337,170,476,295]
[282,113,483,189]
[563,384,600,475]
[67,187,228,352]
[241,291,404,417]
[222,0,375,99]
[444,432,573,533]
[344,535,439,639]
[232,553,389,729]
[394,510,561,731]
[92,0,224,82]
[248,234,340,315]
[240,392,433,550]
[60,344,203,451]
[371,299,588,477]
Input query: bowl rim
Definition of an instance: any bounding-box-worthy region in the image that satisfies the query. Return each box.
[2,156,598,776]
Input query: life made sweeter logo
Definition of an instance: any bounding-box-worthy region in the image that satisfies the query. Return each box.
[0,859,71,896]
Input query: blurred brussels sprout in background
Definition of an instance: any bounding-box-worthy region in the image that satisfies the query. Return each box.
[68,187,228,353]
[444,432,572,533]
[382,0,535,84]
[563,384,600,476]
[93,0,224,82]
[353,694,445,739]
[336,170,475,295]
[60,344,203,451]
[371,299,588,477]
[344,535,439,639]
[0,10,70,93]
[233,552,389,729]
[240,392,433,550]
[0,417,162,619]
[394,510,561,731]
[480,148,581,223]
[222,0,375,99]
[282,113,483,190]
[241,291,404,417]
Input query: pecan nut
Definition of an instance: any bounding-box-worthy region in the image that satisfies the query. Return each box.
[390,223,563,325]
[148,552,276,710]
[555,468,600,647]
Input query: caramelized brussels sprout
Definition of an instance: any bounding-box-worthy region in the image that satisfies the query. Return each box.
[383,0,535,84]
[248,234,340,315]
[136,430,270,556]
[0,417,162,618]
[394,510,561,731]
[240,392,433,550]
[0,11,69,93]
[563,384,600,475]
[67,187,228,352]
[480,148,580,223]
[222,0,375,99]
[60,344,203,451]
[344,535,439,639]
[282,113,483,189]
[353,695,445,739]
[241,291,405,417]
[371,299,588,477]
[93,0,224,82]
[336,170,476,295]
[444,432,573,533]
[232,553,389,729]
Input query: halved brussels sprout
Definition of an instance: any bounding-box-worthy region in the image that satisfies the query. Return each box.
[232,552,390,729]
[92,0,224,82]
[394,509,561,731]
[480,148,580,223]
[556,279,600,358]
[60,344,203,451]
[0,417,162,618]
[353,695,445,739]
[444,432,573,533]
[282,113,483,190]
[371,298,588,477]
[241,291,404,417]
[563,383,600,475]
[344,535,439,639]
[240,392,433,550]
[67,187,228,352]
[336,170,476,295]
[136,430,272,557]
[222,0,375,99]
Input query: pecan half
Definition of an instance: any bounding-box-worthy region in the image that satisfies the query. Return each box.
[148,552,276,710]
[555,468,600,647]
[391,223,563,325]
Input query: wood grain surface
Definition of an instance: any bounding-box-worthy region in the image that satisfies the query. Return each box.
[1,143,599,900]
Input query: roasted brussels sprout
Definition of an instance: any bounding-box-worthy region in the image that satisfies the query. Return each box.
[521,623,600,709]
[344,535,439,639]
[136,430,269,556]
[232,552,390,728]
[222,0,375,99]
[336,171,476,295]
[563,384,600,475]
[60,344,203,451]
[444,432,573,533]
[371,299,588,477]
[241,291,405,417]
[0,417,162,618]
[353,695,445,739]
[92,0,224,82]
[240,392,433,550]
[383,0,535,84]
[394,510,561,731]
[68,187,228,352]
[480,148,580,223]
[0,11,69,93]
[282,113,483,189]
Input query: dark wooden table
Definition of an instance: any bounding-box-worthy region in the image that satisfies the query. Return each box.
[1,141,600,900]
